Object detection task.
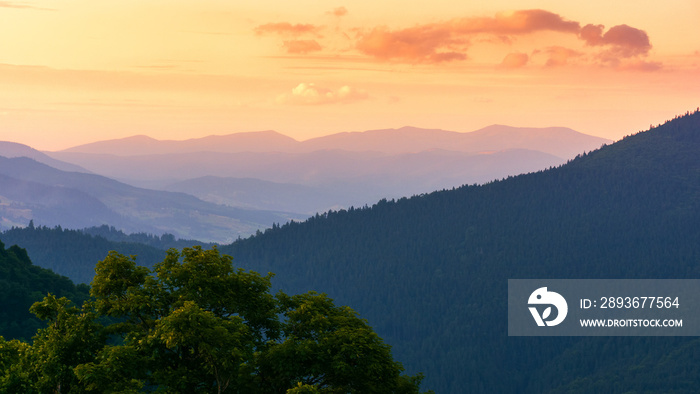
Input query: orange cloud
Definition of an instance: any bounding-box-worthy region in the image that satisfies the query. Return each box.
[542,46,582,67]
[277,83,369,105]
[254,23,321,37]
[500,53,529,68]
[450,9,580,35]
[0,1,32,8]
[355,25,467,63]
[0,1,52,10]
[283,40,322,54]
[617,59,663,72]
[330,6,347,17]
[255,9,658,69]
[355,10,581,63]
[580,24,651,57]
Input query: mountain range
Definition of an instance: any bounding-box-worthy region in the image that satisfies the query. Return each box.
[46,125,610,215]
[0,141,88,173]
[0,155,302,243]
[58,125,607,157]
[0,124,610,242]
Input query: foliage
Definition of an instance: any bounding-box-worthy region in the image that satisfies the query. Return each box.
[0,247,430,394]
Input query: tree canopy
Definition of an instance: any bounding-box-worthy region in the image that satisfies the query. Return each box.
[0,246,430,393]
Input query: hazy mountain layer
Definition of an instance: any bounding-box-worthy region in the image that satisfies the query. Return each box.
[0,141,89,173]
[52,148,564,214]
[59,130,299,155]
[0,156,304,242]
[58,125,611,157]
[47,125,609,215]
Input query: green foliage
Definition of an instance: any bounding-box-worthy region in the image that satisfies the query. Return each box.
[0,247,429,393]
[22,295,103,393]
[260,292,414,393]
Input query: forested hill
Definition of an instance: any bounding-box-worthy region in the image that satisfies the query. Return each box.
[221,110,700,393]
[0,225,212,284]
[0,241,90,341]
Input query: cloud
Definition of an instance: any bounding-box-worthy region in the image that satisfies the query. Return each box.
[450,9,580,35]
[283,40,322,54]
[255,9,657,69]
[500,53,529,68]
[353,10,658,68]
[0,1,53,10]
[617,59,663,72]
[580,24,651,57]
[330,6,348,17]
[255,22,324,56]
[0,1,31,7]
[277,83,369,105]
[542,46,582,67]
[355,25,467,63]
[254,23,321,37]
[355,9,580,63]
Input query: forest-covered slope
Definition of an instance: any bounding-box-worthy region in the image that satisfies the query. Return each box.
[0,225,212,284]
[0,240,90,341]
[220,110,700,393]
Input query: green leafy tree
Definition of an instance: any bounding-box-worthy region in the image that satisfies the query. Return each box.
[1,246,430,393]
[0,294,103,393]
[259,292,421,393]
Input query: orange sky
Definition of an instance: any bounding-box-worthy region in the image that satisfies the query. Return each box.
[0,0,698,150]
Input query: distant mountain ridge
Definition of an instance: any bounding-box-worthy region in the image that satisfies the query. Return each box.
[0,156,304,242]
[46,148,566,215]
[0,141,88,173]
[0,124,612,237]
[60,130,298,155]
[57,125,611,158]
[43,125,609,215]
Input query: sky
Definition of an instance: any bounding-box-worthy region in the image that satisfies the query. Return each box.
[0,0,698,151]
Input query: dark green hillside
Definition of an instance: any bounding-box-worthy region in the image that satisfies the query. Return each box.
[221,110,700,393]
[0,225,168,284]
[80,224,215,251]
[0,240,89,341]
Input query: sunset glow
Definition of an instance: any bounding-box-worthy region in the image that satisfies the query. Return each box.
[1,0,698,150]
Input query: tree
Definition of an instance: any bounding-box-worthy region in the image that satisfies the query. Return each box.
[0,294,103,393]
[259,291,422,393]
[0,247,431,393]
